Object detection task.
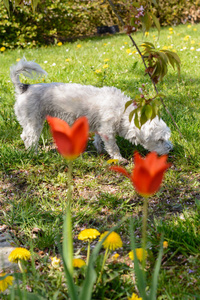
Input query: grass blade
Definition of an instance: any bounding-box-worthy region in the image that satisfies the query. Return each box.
[148,234,164,300]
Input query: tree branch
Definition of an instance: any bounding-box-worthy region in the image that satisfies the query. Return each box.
[107,0,183,138]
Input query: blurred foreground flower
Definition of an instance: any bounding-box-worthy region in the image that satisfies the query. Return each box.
[46,116,89,160]
[8,247,31,263]
[0,47,6,52]
[163,241,168,248]
[100,231,122,250]
[110,152,170,197]
[129,248,147,262]
[78,228,100,241]
[73,258,86,268]
[51,256,60,268]
[128,292,142,300]
[0,273,13,292]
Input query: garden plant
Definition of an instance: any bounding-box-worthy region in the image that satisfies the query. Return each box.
[0,1,200,299]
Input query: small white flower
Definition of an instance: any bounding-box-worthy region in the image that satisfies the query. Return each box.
[52,63,56,66]
[66,49,69,52]
[44,61,48,63]
[157,45,160,48]
[196,48,200,51]
[190,47,194,50]
[180,49,183,51]
[183,47,187,50]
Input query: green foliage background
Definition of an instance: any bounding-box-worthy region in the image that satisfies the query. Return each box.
[0,0,200,49]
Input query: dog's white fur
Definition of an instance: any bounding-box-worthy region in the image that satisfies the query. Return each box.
[10,58,173,161]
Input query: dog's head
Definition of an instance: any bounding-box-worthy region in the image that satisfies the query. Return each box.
[125,116,173,155]
[138,116,173,155]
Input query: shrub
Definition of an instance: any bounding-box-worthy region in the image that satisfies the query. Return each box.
[0,0,199,49]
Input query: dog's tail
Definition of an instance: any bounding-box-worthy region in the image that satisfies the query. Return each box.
[10,58,47,94]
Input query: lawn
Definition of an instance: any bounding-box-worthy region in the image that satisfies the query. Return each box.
[0,23,200,299]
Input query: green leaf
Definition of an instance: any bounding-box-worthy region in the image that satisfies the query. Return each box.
[3,0,10,14]
[129,108,137,123]
[32,0,40,12]
[141,42,155,49]
[145,105,152,120]
[134,112,140,128]
[141,12,152,33]
[62,256,79,300]
[124,100,133,112]
[62,207,79,300]
[130,218,147,300]
[151,0,158,6]
[149,235,164,300]
[140,107,148,126]
[151,14,160,36]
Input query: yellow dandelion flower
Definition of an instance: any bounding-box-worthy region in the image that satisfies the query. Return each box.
[191,40,195,44]
[57,42,62,46]
[169,27,173,31]
[111,253,119,260]
[107,159,119,164]
[78,228,100,241]
[0,47,6,52]
[145,31,149,37]
[0,273,13,292]
[168,45,173,49]
[104,58,109,62]
[124,42,128,45]
[16,58,21,62]
[8,247,31,263]
[100,231,123,250]
[65,58,71,62]
[193,28,197,31]
[183,35,190,41]
[169,31,173,34]
[103,64,109,69]
[162,46,168,50]
[103,43,107,46]
[163,241,168,249]
[128,292,142,300]
[50,256,60,268]
[132,50,137,54]
[126,49,131,54]
[129,248,147,262]
[95,69,102,74]
[77,44,82,48]
[187,25,191,28]
[73,258,86,268]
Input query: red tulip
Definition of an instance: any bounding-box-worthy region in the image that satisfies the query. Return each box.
[46,116,89,160]
[110,152,171,197]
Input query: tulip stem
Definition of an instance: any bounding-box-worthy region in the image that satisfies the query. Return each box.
[141,196,148,270]
[63,160,74,276]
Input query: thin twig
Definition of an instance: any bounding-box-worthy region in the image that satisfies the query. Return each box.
[107,0,183,138]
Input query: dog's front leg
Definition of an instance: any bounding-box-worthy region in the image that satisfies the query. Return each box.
[101,135,128,164]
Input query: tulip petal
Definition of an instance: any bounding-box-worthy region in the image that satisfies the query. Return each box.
[110,166,131,178]
[71,116,89,155]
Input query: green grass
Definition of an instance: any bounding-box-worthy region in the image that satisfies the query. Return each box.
[0,23,200,299]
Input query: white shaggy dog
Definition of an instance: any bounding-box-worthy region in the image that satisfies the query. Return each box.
[10,59,173,162]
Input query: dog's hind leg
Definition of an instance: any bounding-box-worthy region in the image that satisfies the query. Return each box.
[20,122,43,150]
[93,134,104,153]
